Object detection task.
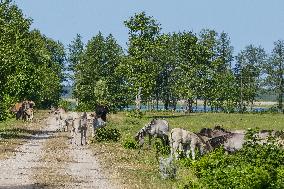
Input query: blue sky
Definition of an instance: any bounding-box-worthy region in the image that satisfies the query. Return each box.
[15,0,284,54]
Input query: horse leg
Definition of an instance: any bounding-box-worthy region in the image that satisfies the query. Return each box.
[80,130,83,145]
[190,143,196,160]
[171,142,180,159]
[84,129,87,145]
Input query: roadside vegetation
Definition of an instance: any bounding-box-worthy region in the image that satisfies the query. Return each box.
[89,111,284,189]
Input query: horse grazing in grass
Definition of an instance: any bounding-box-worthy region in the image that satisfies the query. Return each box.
[135,119,170,149]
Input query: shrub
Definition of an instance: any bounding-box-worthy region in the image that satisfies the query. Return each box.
[58,99,73,111]
[159,157,177,180]
[123,137,138,149]
[275,166,284,189]
[126,109,143,118]
[188,141,284,189]
[154,139,170,156]
[0,94,15,121]
[95,127,121,142]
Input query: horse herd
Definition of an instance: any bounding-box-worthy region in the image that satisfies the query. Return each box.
[10,100,35,122]
[49,106,108,145]
[9,102,284,158]
[10,101,109,145]
[135,118,284,160]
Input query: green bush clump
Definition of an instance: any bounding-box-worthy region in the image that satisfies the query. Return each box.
[186,138,284,189]
[123,137,138,149]
[126,109,143,118]
[58,99,73,111]
[0,94,15,121]
[154,139,170,156]
[95,128,121,142]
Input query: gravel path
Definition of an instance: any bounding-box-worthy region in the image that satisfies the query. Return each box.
[0,115,120,189]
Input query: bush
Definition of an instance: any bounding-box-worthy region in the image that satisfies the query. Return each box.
[154,139,170,156]
[123,137,138,149]
[188,141,284,189]
[58,99,73,111]
[159,157,177,180]
[126,109,143,118]
[95,127,121,142]
[0,94,15,121]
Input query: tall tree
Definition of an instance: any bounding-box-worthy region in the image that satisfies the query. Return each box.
[73,33,127,111]
[235,45,266,112]
[124,11,161,103]
[265,40,284,112]
[174,32,200,112]
[68,34,84,80]
[0,0,65,119]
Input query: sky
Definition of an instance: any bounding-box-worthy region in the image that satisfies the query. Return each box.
[14,0,284,55]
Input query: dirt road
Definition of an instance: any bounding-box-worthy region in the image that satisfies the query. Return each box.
[0,114,120,189]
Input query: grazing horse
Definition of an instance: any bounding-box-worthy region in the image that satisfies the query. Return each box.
[11,100,35,120]
[92,106,108,137]
[170,128,212,160]
[135,119,170,149]
[198,126,246,152]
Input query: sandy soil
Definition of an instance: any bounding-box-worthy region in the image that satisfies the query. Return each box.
[0,114,120,189]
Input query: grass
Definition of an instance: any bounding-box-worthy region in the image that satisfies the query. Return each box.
[89,111,284,189]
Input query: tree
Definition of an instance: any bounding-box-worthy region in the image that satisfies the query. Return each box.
[124,12,162,103]
[210,32,235,112]
[72,33,127,111]
[235,45,266,112]
[68,34,84,79]
[174,32,200,112]
[265,40,284,112]
[0,1,65,119]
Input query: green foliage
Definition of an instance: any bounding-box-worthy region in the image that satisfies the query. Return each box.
[94,127,121,142]
[58,99,73,111]
[123,137,138,149]
[264,40,284,112]
[125,109,143,119]
[0,1,64,119]
[0,94,15,121]
[71,33,129,112]
[154,139,170,156]
[187,138,284,189]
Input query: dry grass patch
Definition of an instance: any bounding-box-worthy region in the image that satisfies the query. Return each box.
[0,110,49,160]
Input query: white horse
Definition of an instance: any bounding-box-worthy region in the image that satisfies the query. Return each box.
[170,128,210,160]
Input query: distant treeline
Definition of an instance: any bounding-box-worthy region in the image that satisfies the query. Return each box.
[69,12,284,113]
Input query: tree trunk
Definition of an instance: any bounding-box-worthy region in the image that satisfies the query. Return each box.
[203,99,207,113]
[164,94,169,110]
[187,98,193,113]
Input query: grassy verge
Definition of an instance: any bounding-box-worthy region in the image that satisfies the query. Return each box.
[0,110,48,159]
[89,111,284,188]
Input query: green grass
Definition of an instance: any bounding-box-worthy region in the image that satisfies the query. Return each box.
[89,111,284,189]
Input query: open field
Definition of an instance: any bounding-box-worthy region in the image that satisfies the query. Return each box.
[1,111,284,188]
[90,111,284,189]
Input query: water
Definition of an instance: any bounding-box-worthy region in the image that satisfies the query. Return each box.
[124,105,268,113]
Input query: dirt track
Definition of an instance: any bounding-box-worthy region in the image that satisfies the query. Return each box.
[0,114,120,189]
